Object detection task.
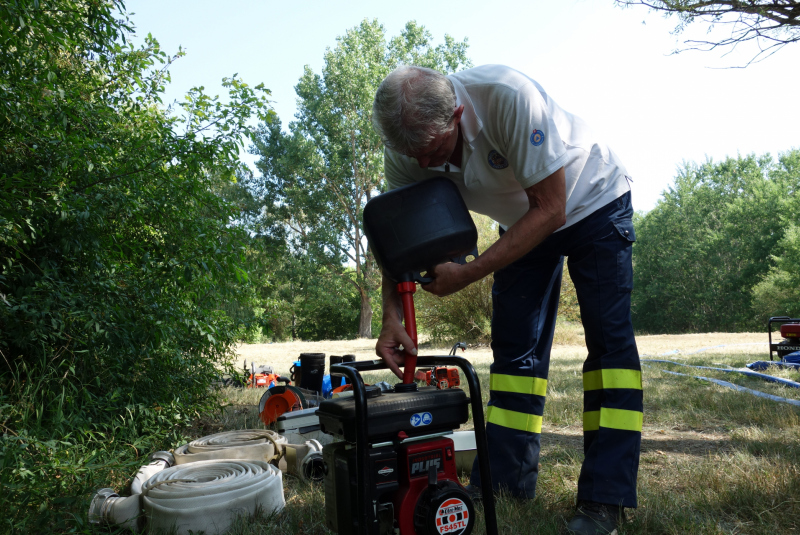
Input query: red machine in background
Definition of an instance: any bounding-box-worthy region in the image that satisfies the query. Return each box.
[768,316,800,360]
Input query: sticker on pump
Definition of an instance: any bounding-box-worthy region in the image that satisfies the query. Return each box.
[435,498,470,534]
[410,412,432,427]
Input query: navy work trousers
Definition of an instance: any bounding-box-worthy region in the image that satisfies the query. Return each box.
[470,191,642,508]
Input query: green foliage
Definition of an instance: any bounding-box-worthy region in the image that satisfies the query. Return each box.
[416,213,495,343]
[260,255,361,341]
[0,0,271,529]
[558,269,581,323]
[295,274,361,341]
[250,19,471,339]
[632,150,800,333]
[752,223,800,318]
[751,149,800,319]
[214,171,287,344]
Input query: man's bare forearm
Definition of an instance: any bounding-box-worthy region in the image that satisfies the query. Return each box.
[382,274,403,323]
[462,199,565,282]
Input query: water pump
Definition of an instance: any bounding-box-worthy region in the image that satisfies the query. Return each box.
[317,177,498,535]
[318,358,495,535]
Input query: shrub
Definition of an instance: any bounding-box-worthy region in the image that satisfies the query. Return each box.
[0,1,270,529]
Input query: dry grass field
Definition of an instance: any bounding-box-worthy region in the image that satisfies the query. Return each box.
[210,330,800,534]
[231,331,777,469]
[234,331,768,375]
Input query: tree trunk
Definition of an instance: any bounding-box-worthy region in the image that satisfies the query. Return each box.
[358,287,373,338]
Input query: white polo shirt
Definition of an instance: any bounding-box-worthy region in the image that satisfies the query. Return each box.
[384,64,631,230]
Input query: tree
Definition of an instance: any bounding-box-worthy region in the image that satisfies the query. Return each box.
[752,223,800,318]
[0,0,270,528]
[751,149,800,319]
[415,213,495,343]
[617,1,800,63]
[631,150,800,333]
[250,19,471,339]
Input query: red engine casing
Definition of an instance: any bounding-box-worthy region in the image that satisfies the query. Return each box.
[781,323,800,339]
[395,437,467,535]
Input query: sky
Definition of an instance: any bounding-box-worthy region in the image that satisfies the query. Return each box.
[129,0,800,212]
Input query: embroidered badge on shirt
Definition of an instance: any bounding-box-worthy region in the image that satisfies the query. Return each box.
[487,150,509,169]
[530,129,545,146]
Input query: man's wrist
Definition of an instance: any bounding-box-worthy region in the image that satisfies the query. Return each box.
[462,255,491,284]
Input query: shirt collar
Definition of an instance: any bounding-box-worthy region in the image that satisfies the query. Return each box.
[449,75,482,149]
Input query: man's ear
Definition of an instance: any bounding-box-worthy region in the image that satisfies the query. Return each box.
[453,105,465,124]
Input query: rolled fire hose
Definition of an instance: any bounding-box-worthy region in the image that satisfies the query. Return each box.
[89,451,176,531]
[173,429,287,465]
[89,488,142,532]
[90,460,284,534]
[144,460,284,534]
[130,451,175,495]
[89,430,320,532]
[173,429,323,482]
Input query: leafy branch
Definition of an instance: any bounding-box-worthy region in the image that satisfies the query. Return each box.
[617,1,800,64]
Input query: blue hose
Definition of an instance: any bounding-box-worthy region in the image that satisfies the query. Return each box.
[641,359,800,389]
[648,367,800,408]
[747,361,800,371]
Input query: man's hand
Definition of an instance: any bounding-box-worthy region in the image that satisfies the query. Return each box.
[375,318,417,380]
[420,262,471,297]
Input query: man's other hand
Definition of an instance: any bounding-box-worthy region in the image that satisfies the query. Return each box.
[420,262,471,297]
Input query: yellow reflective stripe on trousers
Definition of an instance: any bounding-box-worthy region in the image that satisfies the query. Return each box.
[583,408,643,432]
[486,406,543,434]
[583,369,642,391]
[490,374,547,397]
[583,410,601,432]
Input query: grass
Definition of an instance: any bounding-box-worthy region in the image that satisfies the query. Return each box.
[82,332,800,534]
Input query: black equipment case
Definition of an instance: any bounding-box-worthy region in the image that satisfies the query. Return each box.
[318,386,469,443]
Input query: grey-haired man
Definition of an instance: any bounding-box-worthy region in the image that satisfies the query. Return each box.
[372,65,642,535]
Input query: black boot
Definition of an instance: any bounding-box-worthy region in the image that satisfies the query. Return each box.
[566,500,624,535]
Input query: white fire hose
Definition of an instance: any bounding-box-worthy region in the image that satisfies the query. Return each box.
[172,429,324,482]
[144,460,284,534]
[278,438,325,482]
[90,430,323,532]
[130,451,175,495]
[89,460,284,534]
[173,429,287,464]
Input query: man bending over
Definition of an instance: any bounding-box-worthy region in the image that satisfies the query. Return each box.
[372,64,642,535]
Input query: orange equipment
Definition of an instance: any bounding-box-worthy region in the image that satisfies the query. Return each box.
[414,366,461,389]
[247,372,288,389]
[245,362,290,389]
[258,385,306,425]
